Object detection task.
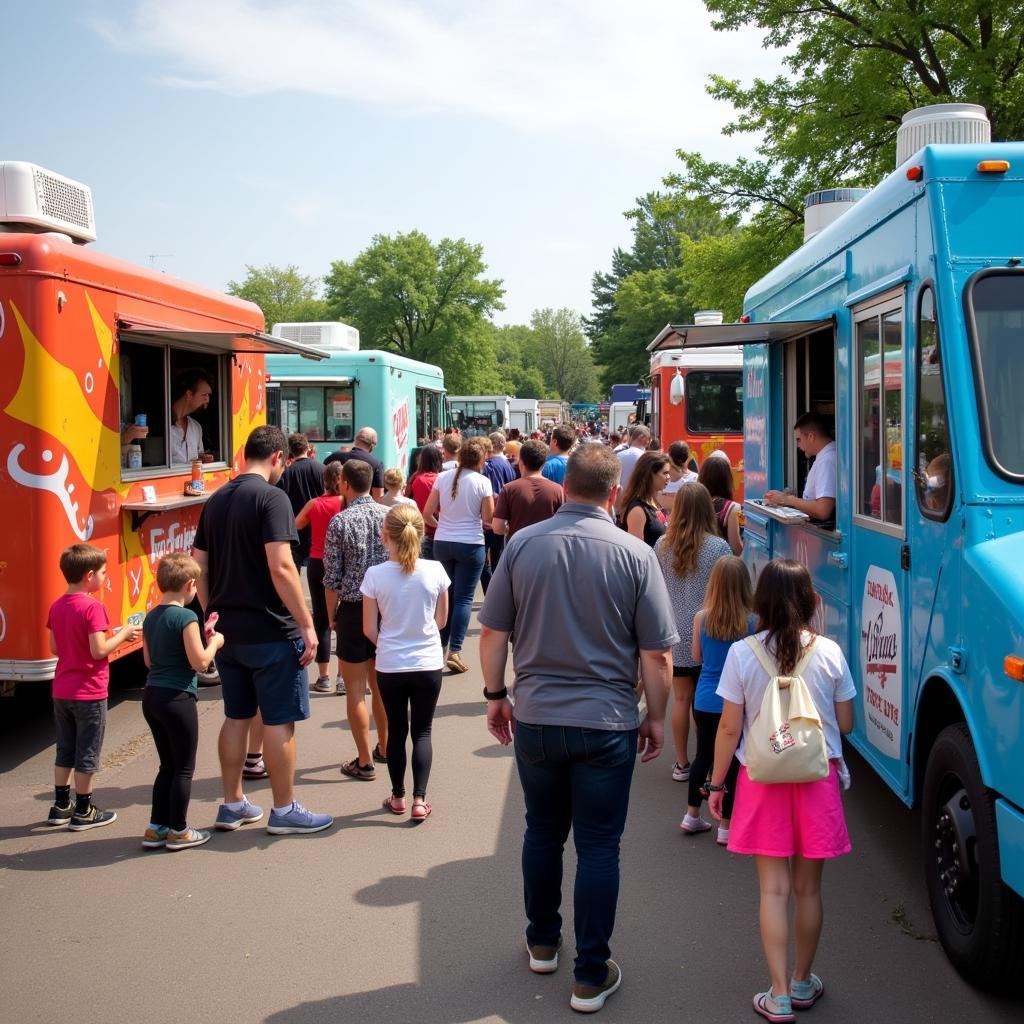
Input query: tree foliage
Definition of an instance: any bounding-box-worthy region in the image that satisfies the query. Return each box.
[226,264,328,328]
[529,308,600,404]
[324,230,505,394]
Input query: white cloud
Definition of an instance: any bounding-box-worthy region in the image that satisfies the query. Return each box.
[92,0,783,155]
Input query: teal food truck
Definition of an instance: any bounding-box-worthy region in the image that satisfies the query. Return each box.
[648,104,1024,987]
[265,322,446,472]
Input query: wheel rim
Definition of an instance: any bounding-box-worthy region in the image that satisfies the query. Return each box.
[932,781,980,931]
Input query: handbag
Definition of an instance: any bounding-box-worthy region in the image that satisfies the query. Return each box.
[743,635,829,784]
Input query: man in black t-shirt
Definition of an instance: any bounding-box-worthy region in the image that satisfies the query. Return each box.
[323,426,384,499]
[276,432,326,568]
[192,425,333,837]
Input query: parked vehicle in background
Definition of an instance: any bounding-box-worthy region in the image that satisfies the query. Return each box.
[537,399,571,428]
[446,395,511,438]
[267,324,446,472]
[0,162,322,694]
[648,103,1024,988]
[508,398,538,435]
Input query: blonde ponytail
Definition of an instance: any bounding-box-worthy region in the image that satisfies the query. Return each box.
[384,504,424,574]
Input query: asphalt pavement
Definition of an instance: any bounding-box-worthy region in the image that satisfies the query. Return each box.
[2,604,1023,1024]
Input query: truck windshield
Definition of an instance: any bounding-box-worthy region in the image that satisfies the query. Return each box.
[970,272,1024,477]
[686,371,743,433]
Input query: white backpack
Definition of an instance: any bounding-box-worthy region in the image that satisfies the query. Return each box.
[744,636,830,784]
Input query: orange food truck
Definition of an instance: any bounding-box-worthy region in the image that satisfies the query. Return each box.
[648,314,745,495]
[0,162,323,694]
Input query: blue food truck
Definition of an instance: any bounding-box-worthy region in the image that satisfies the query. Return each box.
[649,104,1024,987]
[265,322,446,472]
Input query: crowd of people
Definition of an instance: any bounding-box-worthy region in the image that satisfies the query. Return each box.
[45,417,855,1021]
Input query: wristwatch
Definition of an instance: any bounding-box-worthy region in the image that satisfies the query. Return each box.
[483,686,508,701]
[706,782,727,792]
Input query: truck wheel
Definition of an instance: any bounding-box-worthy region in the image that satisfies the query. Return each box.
[922,722,1024,989]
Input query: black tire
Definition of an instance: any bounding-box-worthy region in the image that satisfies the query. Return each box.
[921,722,1024,989]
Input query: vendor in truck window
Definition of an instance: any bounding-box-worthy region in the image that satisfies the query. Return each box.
[764,412,837,524]
[170,369,214,463]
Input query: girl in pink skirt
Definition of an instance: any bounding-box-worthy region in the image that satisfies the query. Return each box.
[708,559,856,1023]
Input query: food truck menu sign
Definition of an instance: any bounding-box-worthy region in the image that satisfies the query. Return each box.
[860,565,903,760]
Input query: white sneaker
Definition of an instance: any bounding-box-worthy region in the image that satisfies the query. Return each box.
[716,827,730,846]
[671,761,690,782]
[335,678,346,696]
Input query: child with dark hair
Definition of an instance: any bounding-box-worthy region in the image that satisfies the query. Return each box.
[141,553,225,850]
[46,544,140,830]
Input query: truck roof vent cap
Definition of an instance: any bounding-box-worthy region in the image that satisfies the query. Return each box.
[803,188,870,242]
[693,310,723,326]
[0,162,96,244]
[271,321,359,351]
[896,103,991,166]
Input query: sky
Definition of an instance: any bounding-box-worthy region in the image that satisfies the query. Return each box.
[2,1,782,326]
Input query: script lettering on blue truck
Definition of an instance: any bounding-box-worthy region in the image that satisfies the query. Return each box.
[860,565,902,759]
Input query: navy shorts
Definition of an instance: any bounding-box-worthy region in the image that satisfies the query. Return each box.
[53,698,107,773]
[216,640,310,726]
[335,600,376,665]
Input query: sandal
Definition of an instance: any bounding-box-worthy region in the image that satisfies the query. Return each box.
[382,795,406,815]
[243,757,268,779]
[340,758,376,781]
[410,801,432,821]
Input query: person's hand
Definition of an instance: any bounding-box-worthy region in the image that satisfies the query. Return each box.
[637,716,664,762]
[487,698,515,746]
[763,489,785,506]
[708,789,725,821]
[298,624,317,667]
[208,630,225,651]
[120,625,141,644]
[123,424,148,443]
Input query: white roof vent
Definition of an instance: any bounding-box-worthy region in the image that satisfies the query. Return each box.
[896,103,991,166]
[693,310,723,326]
[0,162,96,243]
[272,321,359,351]
[803,188,870,242]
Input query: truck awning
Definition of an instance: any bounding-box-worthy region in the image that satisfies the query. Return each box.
[118,324,327,361]
[647,318,833,352]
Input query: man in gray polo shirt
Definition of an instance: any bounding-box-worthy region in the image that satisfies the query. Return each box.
[479,443,676,1014]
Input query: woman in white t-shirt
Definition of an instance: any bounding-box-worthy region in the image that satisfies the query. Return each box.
[423,438,494,675]
[361,505,451,821]
[708,559,856,1023]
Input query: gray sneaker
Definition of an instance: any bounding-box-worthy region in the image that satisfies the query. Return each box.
[335,678,346,696]
[266,802,334,835]
[214,799,264,831]
[311,677,332,693]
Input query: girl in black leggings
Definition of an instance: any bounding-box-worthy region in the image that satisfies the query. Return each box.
[141,554,224,851]
[360,505,451,821]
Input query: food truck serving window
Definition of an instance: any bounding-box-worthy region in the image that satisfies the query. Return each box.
[119,340,228,475]
[685,371,743,433]
[967,270,1024,479]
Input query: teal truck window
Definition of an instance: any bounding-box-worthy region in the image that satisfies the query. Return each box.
[915,287,953,518]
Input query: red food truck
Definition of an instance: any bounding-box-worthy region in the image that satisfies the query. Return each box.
[0,162,323,694]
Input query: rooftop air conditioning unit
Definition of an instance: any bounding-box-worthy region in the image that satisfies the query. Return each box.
[0,161,96,243]
[271,321,359,351]
[803,188,870,242]
[896,103,991,166]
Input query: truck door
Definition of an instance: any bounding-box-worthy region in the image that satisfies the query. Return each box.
[849,290,911,790]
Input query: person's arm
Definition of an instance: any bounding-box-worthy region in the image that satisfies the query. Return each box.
[835,698,854,735]
[294,498,316,531]
[480,494,495,529]
[143,637,152,670]
[89,624,140,659]
[423,488,441,529]
[182,621,224,672]
[265,540,316,666]
[192,547,210,610]
[726,505,744,555]
[480,624,514,745]
[707,699,744,820]
[492,517,508,536]
[763,489,835,522]
[637,647,671,761]
[434,589,449,631]
[48,629,58,658]
[625,505,647,541]
[362,596,379,647]
[692,610,704,664]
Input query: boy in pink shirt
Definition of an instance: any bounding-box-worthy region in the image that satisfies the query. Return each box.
[46,544,140,830]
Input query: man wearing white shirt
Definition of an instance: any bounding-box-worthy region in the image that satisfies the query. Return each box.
[764,413,836,523]
[170,369,214,464]
[615,424,651,492]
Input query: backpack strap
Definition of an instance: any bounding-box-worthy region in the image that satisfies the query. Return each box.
[793,636,820,676]
[744,635,779,677]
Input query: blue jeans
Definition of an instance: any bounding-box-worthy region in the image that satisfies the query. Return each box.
[514,722,638,985]
[432,539,485,653]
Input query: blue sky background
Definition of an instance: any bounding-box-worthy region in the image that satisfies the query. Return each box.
[3,1,779,325]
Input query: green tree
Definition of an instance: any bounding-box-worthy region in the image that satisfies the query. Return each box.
[530,308,600,403]
[491,324,550,399]
[668,1,1024,276]
[324,230,505,393]
[227,264,328,328]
